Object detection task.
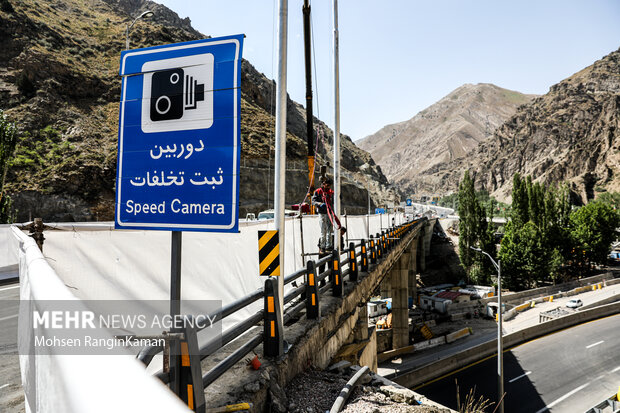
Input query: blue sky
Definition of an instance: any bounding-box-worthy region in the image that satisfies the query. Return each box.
[157,0,620,141]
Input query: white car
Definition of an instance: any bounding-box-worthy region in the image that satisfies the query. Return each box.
[566,299,583,309]
[257,209,297,221]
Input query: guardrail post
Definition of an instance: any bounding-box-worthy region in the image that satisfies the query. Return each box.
[305,260,320,319]
[377,232,383,260]
[382,231,387,252]
[369,236,376,264]
[331,249,342,297]
[263,277,284,357]
[349,242,358,282]
[29,218,45,252]
[360,239,368,272]
[179,317,206,413]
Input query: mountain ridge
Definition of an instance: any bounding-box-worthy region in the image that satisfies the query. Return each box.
[357,83,535,196]
[0,0,399,221]
[454,47,620,204]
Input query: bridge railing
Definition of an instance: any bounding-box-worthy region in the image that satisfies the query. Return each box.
[139,218,424,397]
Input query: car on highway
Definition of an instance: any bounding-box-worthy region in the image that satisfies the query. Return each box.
[566,298,583,308]
[257,209,297,221]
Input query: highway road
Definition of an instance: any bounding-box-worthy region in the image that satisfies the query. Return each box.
[416,314,620,412]
[0,281,24,413]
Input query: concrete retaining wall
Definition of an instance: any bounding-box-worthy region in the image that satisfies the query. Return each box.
[393,301,620,389]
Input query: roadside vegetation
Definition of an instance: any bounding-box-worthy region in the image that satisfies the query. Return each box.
[456,171,620,291]
[0,110,18,223]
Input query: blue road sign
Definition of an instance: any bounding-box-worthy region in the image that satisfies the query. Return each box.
[375,208,386,214]
[406,199,412,206]
[115,35,244,232]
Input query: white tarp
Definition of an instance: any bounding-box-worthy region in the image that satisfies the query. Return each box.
[38,214,402,328]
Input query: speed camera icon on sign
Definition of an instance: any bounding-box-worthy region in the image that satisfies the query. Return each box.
[141,53,214,133]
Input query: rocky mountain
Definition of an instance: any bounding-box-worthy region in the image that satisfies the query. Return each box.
[357,83,534,196]
[446,48,620,204]
[0,0,397,222]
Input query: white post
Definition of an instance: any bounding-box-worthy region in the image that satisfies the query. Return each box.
[274,0,288,310]
[332,0,341,254]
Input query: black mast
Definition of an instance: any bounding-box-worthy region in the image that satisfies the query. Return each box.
[303,0,316,208]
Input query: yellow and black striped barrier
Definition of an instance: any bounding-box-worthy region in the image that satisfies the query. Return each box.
[360,239,368,272]
[175,317,206,413]
[381,231,387,254]
[258,230,280,276]
[263,277,283,357]
[330,249,342,297]
[305,260,320,319]
[349,242,358,281]
[370,236,377,264]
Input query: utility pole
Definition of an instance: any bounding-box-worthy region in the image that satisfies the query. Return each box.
[332,0,341,253]
[302,0,316,211]
[274,0,288,313]
[470,246,504,413]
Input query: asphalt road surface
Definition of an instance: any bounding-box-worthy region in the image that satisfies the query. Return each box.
[416,313,620,412]
[0,281,24,413]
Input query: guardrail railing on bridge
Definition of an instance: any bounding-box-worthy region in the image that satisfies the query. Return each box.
[137,218,425,409]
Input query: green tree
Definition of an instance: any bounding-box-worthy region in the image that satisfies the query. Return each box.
[458,171,496,284]
[569,202,620,266]
[499,221,547,290]
[595,192,620,210]
[458,171,478,273]
[0,110,17,223]
[511,173,529,226]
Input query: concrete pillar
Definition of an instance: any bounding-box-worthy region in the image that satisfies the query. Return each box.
[408,237,418,304]
[417,231,426,272]
[423,220,434,255]
[380,273,391,298]
[392,251,410,349]
[353,304,369,342]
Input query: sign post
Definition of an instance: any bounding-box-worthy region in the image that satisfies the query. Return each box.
[115,35,244,406]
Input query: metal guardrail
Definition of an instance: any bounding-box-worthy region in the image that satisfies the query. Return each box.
[138,218,425,400]
[585,395,620,412]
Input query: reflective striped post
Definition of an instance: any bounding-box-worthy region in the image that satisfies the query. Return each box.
[360,239,368,272]
[179,316,206,413]
[305,260,320,319]
[382,231,387,252]
[377,232,383,259]
[331,249,342,296]
[349,242,358,281]
[263,277,283,357]
[370,236,376,264]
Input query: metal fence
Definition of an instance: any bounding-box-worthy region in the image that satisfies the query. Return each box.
[137,218,425,400]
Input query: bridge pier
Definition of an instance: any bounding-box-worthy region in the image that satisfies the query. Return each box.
[408,237,418,306]
[391,249,410,349]
[353,303,369,342]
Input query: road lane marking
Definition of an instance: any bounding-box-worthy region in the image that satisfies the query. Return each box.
[612,366,620,373]
[0,285,19,292]
[509,371,532,383]
[535,383,590,413]
[586,340,604,349]
[0,314,18,322]
[0,383,9,390]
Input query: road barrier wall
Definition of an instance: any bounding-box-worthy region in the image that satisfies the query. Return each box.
[394,301,620,389]
[13,227,190,413]
[450,272,617,315]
